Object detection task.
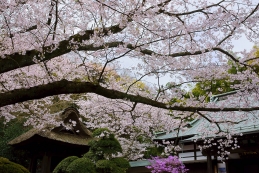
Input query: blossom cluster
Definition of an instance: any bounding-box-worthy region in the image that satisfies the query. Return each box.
[147,156,188,173]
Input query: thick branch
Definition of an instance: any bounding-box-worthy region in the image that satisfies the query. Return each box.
[0,24,123,74]
[1,80,259,112]
[1,35,241,77]
[0,40,242,75]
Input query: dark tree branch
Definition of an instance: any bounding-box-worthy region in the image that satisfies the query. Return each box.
[1,2,257,77]
[3,15,14,49]
[47,0,55,26]
[52,0,59,40]
[0,24,124,74]
[0,38,247,75]
[197,111,223,134]
[157,0,225,17]
[1,79,259,112]
[9,25,38,38]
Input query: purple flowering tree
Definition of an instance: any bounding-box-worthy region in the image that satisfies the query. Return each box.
[146,156,188,173]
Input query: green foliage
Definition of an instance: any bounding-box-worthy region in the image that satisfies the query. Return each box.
[65,158,96,173]
[53,156,79,173]
[54,128,129,173]
[228,46,259,75]
[88,137,122,159]
[91,128,110,137]
[191,60,242,102]
[143,146,164,159]
[88,128,122,160]
[0,157,30,173]
[191,47,259,101]
[0,119,31,166]
[53,157,95,173]
[83,150,95,159]
[95,158,129,173]
[96,159,114,169]
[111,157,130,169]
[191,79,235,102]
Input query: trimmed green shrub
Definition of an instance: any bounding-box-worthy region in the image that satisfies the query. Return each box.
[83,150,95,159]
[54,128,130,173]
[65,158,96,173]
[0,157,30,173]
[53,156,79,173]
[111,157,130,169]
[89,128,122,160]
[96,159,115,169]
[95,158,129,173]
[92,128,111,137]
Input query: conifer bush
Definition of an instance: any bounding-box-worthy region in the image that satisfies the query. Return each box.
[88,128,122,160]
[65,158,96,173]
[53,128,129,173]
[0,157,30,173]
[53,156,79,173]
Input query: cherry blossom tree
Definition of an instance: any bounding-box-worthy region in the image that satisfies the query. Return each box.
[1,0,259,159]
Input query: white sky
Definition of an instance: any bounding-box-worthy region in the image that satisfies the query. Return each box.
[231,35,255,53]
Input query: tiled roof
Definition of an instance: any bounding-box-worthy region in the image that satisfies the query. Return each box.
[9,107,92,146]
[129,160,150,167]
[154,91,259,143]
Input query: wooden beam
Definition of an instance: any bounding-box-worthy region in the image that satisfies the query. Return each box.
[42,153,51,173]
[225,160,229,173]
[194,142,197,160]
[207,152,213,173]
[29,156,37,173]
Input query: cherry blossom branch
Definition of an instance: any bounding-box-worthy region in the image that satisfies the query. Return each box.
[3,0,257,75]
[0,24,124,74]
[2,79,259,112]
[8,25,38,39]
[197,111,223,134]
[157,0,225,17]
[3,15,14,49]
[52,0,59,40]
[0,40,248,77]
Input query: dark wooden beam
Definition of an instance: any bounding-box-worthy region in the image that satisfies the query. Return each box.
[207,152,213,173]
[42,153,51,173]
[29,156,37,173]
[225,160,229,173]
[194,142,197,160]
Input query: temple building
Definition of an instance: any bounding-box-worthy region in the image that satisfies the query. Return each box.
[9,91,259,173]
[9,107,92,173]
[130,91,259,173]
[153,91,259,173]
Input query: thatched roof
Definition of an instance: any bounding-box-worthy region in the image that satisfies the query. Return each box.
[9,107,92,146]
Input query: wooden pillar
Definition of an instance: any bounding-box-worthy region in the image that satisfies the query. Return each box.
[194,142,197,160]
[41,153,51,173]
[29,156,37,173]
[225,160,229,173]
[214,155,218,173]
[207,152,213,173]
